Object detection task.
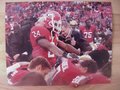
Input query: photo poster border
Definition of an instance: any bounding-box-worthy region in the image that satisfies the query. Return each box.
[5,1,112,87]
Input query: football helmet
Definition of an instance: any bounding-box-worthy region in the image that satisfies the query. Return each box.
[38,11,62,33]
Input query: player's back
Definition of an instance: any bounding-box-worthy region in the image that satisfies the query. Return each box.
[52,59,82,85]
[7,62,29,85]
[87,72,110,84]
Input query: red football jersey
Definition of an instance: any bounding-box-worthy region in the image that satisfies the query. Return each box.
[87,73,110,84]
[80,25,96,43]
[51,59,82,85]
[8,62,29,85]
[10,70,29,85]
[30,26,58,66]
[70,72,110,87]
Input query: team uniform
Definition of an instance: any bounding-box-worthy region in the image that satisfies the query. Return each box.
[30,10,62,66]
[80,25,96,43]
[50,58,84,85]
[49,58,110,86]
[79,25,96,50]
[30,26,58,66]
[86,73,110,84]
[7,62,29,85]
[70,73,110,87]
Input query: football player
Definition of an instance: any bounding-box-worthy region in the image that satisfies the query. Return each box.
[79,19,97,50]
[46,57,110,87]
[30,11,80,66]
[59,20,92,54]
[45,57,97,86]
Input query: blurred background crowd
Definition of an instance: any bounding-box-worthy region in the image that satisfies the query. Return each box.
[5,1,112,35]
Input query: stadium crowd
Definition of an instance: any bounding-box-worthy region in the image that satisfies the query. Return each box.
[5,2,112,34]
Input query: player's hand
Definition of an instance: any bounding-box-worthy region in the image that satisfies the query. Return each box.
[68,53,79,59]
[71,37,76,46]
[70,75,91,88]
[63,52,79,59]
[54,56,62,68]
[13,54,20,60]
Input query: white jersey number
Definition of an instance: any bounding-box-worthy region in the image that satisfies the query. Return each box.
[48,42,55,58]
[48,51,55,58]
[32,30,41,38]
[84,32,92,38]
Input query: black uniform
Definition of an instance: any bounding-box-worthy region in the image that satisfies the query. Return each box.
[59,30,89,54]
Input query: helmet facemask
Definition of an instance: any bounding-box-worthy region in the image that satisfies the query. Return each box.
[46,11,62,34]
[53,20,62,34]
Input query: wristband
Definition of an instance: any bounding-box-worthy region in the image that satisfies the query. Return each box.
[62,52,68,58]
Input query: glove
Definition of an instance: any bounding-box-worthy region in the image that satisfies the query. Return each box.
[54,56,62,68]
[63,52,79,59]
[70,75,91,88]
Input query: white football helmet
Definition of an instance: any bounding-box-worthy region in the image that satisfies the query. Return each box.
[37,10,62,33]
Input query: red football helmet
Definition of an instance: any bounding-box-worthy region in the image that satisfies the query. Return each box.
[38,10,62,33]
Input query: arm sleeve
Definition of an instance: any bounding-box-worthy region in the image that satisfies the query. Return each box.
[9,31,23,58]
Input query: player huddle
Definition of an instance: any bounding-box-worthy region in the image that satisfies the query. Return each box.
[6,10,111,87]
